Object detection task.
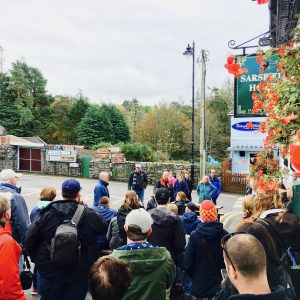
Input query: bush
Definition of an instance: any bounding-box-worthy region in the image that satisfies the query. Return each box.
[91,142,113,150]
[120,142,155,162]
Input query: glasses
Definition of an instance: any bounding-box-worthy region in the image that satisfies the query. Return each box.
[221,232,247,272]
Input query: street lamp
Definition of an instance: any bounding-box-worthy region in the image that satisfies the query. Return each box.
[183,42,195,187]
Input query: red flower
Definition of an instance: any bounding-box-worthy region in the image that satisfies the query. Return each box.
[279,44,286,55]
[259,66,264,73]
[246,121,255,129]
[259,122,266,133]
[227,56,235,64]
[277,62,282,72]
[256,54,263,65]
[276,113,298,125]
[289,41,295,48]
[257,0,269,4]
[258,170,263,177]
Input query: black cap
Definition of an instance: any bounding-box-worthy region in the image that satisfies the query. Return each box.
[155,188,170,204]
[187,202,199,213]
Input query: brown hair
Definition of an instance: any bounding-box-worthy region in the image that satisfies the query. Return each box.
[253,189,283,216]
[40,186,56,201]
[242,195,255,218]
[88,256,131,300]
[99,196,110,206]
[166,203,178,215]
[123,191,140,210]
[126,224,148,241]
[176,191,187,202]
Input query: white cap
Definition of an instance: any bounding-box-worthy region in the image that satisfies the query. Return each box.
[0,169,22,181]
[125,208,153,233]
[135,163,142,168]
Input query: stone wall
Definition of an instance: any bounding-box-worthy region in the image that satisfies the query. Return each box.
[0,145,18,170]
[89,159,201,185]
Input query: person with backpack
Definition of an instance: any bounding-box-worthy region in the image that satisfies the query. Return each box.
[24,179,107,300]
[184,200,228,299]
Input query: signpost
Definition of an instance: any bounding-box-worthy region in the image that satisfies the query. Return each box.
[234,55,280,118]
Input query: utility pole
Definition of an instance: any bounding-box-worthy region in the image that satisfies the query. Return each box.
[199,49,208,179]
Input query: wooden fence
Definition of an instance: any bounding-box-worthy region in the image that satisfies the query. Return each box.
[221,171,247,194]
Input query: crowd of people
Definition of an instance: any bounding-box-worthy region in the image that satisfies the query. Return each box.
[0,165,299,300]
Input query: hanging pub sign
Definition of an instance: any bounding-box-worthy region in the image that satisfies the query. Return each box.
[234,54,281,118]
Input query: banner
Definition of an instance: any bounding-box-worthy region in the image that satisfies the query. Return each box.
[234,55,280,117]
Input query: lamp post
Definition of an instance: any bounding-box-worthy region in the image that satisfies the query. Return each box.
[183,42,195,187]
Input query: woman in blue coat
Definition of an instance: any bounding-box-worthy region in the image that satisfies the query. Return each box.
[196,176,217,203]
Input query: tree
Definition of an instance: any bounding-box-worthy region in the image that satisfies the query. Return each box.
[77,105,113,148]
[205,81,233,162]
[101,104,130,143]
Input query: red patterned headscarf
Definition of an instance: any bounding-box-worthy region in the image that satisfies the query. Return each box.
[200,200,218,222]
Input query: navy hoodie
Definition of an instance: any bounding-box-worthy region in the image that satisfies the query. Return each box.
[184,221,228,298]
[181,212,201,235]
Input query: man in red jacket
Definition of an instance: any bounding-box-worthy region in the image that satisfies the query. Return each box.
[0,192,26,300]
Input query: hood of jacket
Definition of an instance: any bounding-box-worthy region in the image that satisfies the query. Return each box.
[150,207,180,226]
[111,248,169,275]
[94,204,116,221]
[182,211,198,223]
[195,221,225,240]
[0,221,12,236]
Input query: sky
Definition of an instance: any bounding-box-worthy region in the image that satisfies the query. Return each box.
[0,0,269,105]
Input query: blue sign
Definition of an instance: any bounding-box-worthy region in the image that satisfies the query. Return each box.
[232,121,260,131]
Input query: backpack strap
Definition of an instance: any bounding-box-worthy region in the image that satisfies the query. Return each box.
[199,237,222,283]
[71,204,85,226]
[256,218,285,252]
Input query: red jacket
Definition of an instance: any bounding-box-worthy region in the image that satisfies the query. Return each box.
[0,222,26,300]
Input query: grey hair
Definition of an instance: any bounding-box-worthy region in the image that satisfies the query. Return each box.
[0,192,11,216]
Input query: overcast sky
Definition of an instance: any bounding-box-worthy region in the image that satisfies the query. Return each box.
[0,0,269,105]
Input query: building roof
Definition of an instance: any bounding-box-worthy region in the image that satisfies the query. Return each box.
[0,135,46,147]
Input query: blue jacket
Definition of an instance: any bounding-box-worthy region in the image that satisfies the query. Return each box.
[94,204,117,248]
[0,183,30,244]
[209,176,221,200]
[196,183,217,203]
[30,201,52,223]
[173,180,189,198]
[94,180,110,207]
[185,221,228,298]
[181,212,201,235]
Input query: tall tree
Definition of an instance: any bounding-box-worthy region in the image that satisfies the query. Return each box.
[77,105,113,148]
[101,104,130,143]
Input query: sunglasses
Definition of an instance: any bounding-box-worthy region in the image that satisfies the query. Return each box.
[221,232,247,272]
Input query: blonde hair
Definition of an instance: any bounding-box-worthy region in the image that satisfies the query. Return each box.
[176,191,186,201]
[242,195,255,218]
[40,186,56,201]
[166,203,178,215]
[0,192,11,217]
[253,188,283,216]
[124,191,140,210]
[200,176,210,184]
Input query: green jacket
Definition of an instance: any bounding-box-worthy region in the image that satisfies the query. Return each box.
[110,247,175,300]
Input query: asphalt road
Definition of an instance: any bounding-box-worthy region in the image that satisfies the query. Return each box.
[17,173,243,299]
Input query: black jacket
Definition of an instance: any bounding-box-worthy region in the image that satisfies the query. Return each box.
[128,171,148,191]
[184,221,228,298]
[117,204,142,244]
[24,200,107,282]
[148,206,186,265]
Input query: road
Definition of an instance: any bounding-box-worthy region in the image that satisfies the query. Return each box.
[17,173,243,299]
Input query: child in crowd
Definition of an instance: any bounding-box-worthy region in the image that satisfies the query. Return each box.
[166,203,179,215]
[94,196,117,251]
[146,188,158,211]
[173,173,189,201]
[181,202,200,235]
[173,191,189,216]
[30,186,56,296]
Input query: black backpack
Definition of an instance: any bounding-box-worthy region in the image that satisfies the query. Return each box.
[50,204,85,266]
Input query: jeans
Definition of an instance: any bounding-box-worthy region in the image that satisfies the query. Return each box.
[134,189,145,201]
[32,266,41,291]
[39,276,88,300]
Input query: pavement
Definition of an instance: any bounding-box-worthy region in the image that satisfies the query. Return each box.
[17,173,244,299]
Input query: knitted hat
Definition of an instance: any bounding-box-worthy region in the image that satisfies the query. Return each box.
[200,200,218,222]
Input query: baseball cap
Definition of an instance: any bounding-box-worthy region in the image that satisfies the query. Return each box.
[186,202,199,213]
[62,179,81,195]
[200,200,218,222]
[155,187,170,204]
[125,208,153,233]
[135,163,142,168]
[0,169,22,181]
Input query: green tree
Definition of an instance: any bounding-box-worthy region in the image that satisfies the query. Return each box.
[101,104,130,143]
[77,105,113,148]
